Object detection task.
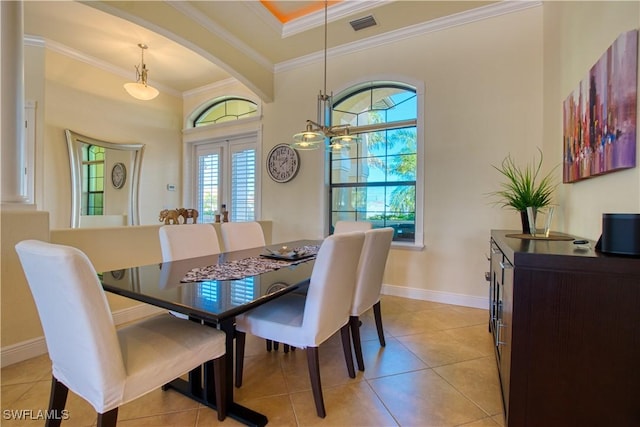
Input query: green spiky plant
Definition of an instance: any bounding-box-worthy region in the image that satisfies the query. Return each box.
[490,148,558,212]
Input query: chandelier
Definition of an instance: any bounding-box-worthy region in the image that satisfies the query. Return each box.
[291,1,360,151]
[124,44,159,101]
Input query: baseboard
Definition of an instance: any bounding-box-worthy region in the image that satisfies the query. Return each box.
[1,304,164,368]
[381,284,489,310]
[0,337,47,369]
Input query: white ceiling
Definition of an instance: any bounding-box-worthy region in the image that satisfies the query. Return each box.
[23,1,499,100]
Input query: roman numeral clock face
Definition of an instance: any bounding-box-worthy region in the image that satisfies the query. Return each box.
[266,144,300,183]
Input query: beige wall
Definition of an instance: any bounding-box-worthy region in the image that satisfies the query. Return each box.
[262,5,544,302]
[543,1,640,239]
[0,211,50,348]
[1,219,271,356]
[31,47,185,229]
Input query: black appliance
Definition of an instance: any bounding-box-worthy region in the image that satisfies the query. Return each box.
[595,213,640,256]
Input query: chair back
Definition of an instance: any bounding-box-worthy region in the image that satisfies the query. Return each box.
[14,240,127,410]
[159,224,221,262]
[333,220,373,234]
[303,232,365,344]
[220,222,266,252]
[352,228,394,315]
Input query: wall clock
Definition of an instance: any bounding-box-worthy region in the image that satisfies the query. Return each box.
[266,144,300,183]
[111,162,127,189]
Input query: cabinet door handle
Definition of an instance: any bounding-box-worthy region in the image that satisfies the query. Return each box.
[500,261,513,270]
[497,321,507,346]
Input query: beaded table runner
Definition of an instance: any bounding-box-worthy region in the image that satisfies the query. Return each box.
[181,245,319,282]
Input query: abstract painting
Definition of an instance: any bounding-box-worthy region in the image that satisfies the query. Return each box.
[562,29,638,183]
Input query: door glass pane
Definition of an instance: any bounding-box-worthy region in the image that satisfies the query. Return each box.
[231,148,256,222]
[197,152,220,223]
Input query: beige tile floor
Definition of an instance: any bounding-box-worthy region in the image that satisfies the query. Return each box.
[1,295,505,427]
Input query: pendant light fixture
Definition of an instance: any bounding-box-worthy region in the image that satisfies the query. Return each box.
[290,1,360,151]
[124,43,159,101]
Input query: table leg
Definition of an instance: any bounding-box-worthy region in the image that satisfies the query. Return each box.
[163,317,268,427]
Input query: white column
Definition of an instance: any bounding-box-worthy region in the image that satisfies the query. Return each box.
[1,1,27,204]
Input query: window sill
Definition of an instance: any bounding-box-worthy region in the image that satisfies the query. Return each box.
[391,241,424,251]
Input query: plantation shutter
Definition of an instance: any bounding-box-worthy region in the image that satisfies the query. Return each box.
[196,145,222,224]
[230,144,256,222]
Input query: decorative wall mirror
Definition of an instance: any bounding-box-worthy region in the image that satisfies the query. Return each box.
[65,129,145,228]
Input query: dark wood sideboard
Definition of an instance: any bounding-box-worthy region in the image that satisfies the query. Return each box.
[487,230,640,427]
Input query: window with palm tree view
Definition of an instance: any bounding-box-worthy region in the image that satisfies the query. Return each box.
[330,83,417,242]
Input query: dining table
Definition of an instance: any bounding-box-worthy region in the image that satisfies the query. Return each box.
[100,239,322,427]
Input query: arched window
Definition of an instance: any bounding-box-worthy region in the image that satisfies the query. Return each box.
[330,82,419,244]
[193,97,258,127]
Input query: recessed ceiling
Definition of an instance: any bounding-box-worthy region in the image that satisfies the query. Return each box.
[260,0,336,23]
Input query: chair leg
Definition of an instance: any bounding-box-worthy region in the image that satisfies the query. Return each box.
[97,408,118,427]
[213,356,227,421]
[45,376,68,427]
[273,341,280,351]
[235,331,246,387]
[349,315,365,371]
[340,324,356,378]
[266,339,273,351]
[283,344,290,353]
[373,301,386,347]
[306,347,326,418]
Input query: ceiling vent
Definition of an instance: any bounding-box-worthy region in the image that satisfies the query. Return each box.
[349,15,377,31]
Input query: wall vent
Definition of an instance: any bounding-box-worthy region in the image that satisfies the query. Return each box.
[349,15,377,31]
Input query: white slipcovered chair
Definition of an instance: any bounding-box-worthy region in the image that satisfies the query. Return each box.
[158,223,221,261]
[349,227,394,371]
[159,224,221,319]
[14,240,227,426]
[220,221,266,252]
[333,220,373,234]
[234,232,365,418]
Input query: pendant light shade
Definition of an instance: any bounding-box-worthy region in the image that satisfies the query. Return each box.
[292,121,325,150]
[124,44,159,101]
[124,82,159,100]
[329,128,360,150]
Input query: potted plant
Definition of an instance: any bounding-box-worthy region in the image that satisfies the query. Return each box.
[489,149,558,234]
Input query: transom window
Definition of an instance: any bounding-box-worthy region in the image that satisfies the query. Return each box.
[330,82,418,243]
[193,97,258,127]
[189,96,260,224]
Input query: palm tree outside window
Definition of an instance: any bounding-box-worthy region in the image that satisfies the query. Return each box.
[330,82,418,243]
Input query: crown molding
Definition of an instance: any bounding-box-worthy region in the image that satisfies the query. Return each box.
[282,0,391,38]
[244,1,285,35]
[276,0,542,73]
[167,0,273,70]
[182,77,243,98]
[26,1,541,97]
[25,35,181,97]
